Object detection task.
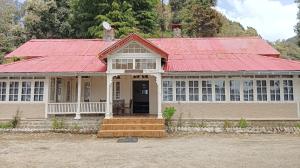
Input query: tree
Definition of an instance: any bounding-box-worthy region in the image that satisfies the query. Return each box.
[295,0,300,45]
[24,0,73,39]
[181,0,222,37]
[272,38,300,60]
[128,0,159,35]
[0,0,26,63]
[89,1,138,38]
[70,0,159,38]
[169,0,186,24]
[217,14,258,37]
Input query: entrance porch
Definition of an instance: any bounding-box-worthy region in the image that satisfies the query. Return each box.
[46,74,162,119]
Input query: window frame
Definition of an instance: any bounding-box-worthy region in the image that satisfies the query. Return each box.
[9,81,19,101]
[215,80,225,102]
[283,79,294,101]
[175,80,186,101]
[34,81,45,102]
[270,80,280,101]
[188,81,199,101]
[163,80,173,102]
[202,80,213,101]
[243,80,254,101]
[0,81,7,101]
[113,81,121,100]
[230,80,241,101]
[21,81,31,102]
[256,80,268,101]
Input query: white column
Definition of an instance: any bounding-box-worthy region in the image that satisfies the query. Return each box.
[75,76,81,120]
[156,74,162,119]
[44,77,50,119]
[105,74,113,118]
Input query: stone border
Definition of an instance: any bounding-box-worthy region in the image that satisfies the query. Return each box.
[169,126,300,134]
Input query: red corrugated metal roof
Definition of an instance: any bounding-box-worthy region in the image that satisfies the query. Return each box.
[1,35,300,73]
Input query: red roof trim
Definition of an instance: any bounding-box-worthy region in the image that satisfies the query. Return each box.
[98,33,168,60]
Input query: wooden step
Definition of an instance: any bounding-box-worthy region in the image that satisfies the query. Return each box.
[101,124,165,130]
[98,130,166,138]
[98,117,166,138]
[102,118,165,124]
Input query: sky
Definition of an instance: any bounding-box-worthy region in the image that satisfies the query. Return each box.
[216,0,298,41]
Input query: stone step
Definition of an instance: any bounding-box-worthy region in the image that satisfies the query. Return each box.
[101,124,165,130]
[102,118,164,124]
[98,130,166,138]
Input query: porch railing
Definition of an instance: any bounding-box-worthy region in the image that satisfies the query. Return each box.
[47,102,106,114]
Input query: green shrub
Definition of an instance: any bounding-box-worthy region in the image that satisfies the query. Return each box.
[51,117,65,129]
[223,120,233,129]
[0,122,13,129]
[237,118,248,128]
[163,107,176,129]
[296,123,300,129]
[11,110,21,128]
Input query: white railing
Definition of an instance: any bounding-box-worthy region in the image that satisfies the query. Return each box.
[80,102,106,114]
[47,102,106,114]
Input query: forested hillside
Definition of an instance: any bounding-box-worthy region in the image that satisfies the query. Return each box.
[0,0,299,63]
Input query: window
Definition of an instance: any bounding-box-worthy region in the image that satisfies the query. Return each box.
[21,81,31,101]
[189,81,199,101]
[113,81,120,100]
[135,59,156,69]
[202,80,212,101]
[66,81,72,102]
[215,80,225,101]
[50,78,55,101]
[176,81,186,101]
[243,80,254,101]
[83,81,91,102]
[0,82,6,101]
[163,81,173,101]
[34,81,44,101]
[256,80,267,101]
[118,42,150,53]
[112,59,133,69]
[9,81,19,101]
[230,80,240,101]
[56,78,62,102]
[283,80,294,101]
[270,80,280,101]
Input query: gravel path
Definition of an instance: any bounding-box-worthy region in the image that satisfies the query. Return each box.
[0,133,300,168]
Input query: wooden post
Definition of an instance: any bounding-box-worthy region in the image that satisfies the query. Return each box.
[44,77,50,119]
[75,76,81,120]
[105,74,113,118]
[156,74,162,119]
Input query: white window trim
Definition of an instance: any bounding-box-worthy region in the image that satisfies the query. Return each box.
[0,78,46,104]
[162,76,297,104]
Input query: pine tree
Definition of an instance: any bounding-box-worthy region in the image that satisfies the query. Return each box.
[181,0,222,37]
[90,1,138,38]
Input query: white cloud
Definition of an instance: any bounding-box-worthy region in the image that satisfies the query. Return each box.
[216,0,298,41]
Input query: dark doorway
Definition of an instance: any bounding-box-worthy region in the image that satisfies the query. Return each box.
[132,81,149,114]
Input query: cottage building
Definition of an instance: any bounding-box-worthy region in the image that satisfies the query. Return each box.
[0,34,299,121]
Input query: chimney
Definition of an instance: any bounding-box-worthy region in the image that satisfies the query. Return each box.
[103,28,115,41]
[171,24,182,38]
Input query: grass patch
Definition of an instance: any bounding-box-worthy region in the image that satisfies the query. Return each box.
[51,117,65,129]
[237,118,248,128]
[223,120,233,129]
[0,122,13,129]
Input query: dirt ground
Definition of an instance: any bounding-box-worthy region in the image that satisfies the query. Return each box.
[0,133,300,168]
